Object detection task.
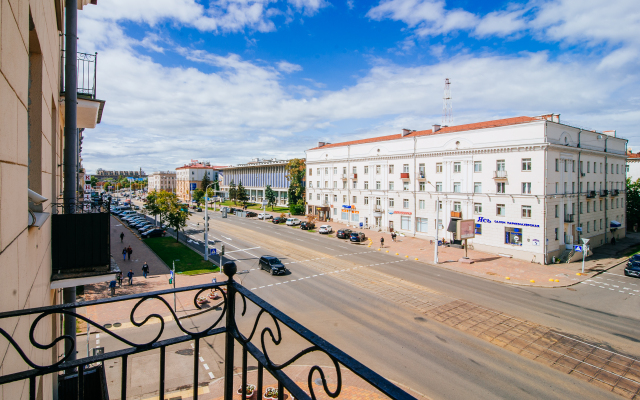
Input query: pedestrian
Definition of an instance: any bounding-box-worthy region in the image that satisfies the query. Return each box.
[380,237,384,248]
[122,247,127,261]
[109,280,116,296]
[611,236,616,245]
[120,232,124,243]
[117,271,123,287]
[127,269,134,285]
[391,232,396,242]
[142,262,149,278]
[127,246,133,260]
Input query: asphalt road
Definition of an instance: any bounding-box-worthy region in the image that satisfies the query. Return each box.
[109,199,639,399]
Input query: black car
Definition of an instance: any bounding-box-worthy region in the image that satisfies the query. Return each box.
[624,261,640,278]
[336,229,352,239]
[246,211,258,217]
[137,223,155,232]
[300,221,315,230]
[141,228,166,238]
[259,256,286,275]
[350,232,366,242]
[627,254,640,266]
[196,208,202,212]
[272,216,285,224]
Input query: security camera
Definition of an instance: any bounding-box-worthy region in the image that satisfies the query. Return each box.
[28,188,48,205]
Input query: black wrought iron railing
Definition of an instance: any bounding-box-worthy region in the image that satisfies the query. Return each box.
[0,263,417,400]
[61,50,98,99]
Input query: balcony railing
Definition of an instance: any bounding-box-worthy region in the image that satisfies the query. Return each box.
[451,211,462,218]
[601,189,609,196]
[350,173,357,180]
[400,172,410,180]
[586,191,597,199]
[564,214,575,223]
[0,263,416,400]
[611,189,620,196]
[341,174,348,180]
[493,170,508,179]
[417,172,426,180]
[61,50,98,99]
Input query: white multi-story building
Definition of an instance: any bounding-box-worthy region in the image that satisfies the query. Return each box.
[148,171,177,193]
[220,158,291,204]
[626,149,640,182]
[176,160,225,202]
[306,115,628,264]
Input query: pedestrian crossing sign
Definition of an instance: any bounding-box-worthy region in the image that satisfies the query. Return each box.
[574,245,583,252]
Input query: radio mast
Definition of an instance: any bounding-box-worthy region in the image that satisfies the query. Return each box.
[443,78,453,126]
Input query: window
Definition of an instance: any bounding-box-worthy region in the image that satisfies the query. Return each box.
[453,182,461,192]
[572,182,575,193]
[418,163,425,178]
[316,181,320,188]
[579,182,583,193]
[333,181,337,188]
[600,219,603,229]
[474,161,482,172]
[475,224,482,235]
[587,162,590,173]
[324,181,328,188]
[343,167,347,174]
[572,160,575,172]
[342,181,347,189]
[403,164,410,173]
[453,202,461,212]
[564,160,568,173]
[389,165,394,174]
[454,162,461,173]
[317,194,320,200]
[352,181,357,189]
[419,182,425,191]
[522,205,532,218]
[309,193,312,200]
[333,195,337,202]
[403,182,409,191]
[343,195,347,203]
[351,211,359,222]
[364,197,369,205]
[555,204,559,218]
[505,227,523,246]
[403,199,409,209]
[376,165,381,174]
[555,183,559,193]
[436,163,443,173]
[497,204,505,216]
[317,168,320,175]
[416,218,428,233]
[436,182,442,192]
[555,159,559,172]
[352,196,357,203]
[580,202,583,214]
[401,216,410,230]
[309,182,313,188]
[474,203,482,214]
[376,197,381,206]
[376,181,381,190]
[555,228,558,240]
[353,166,357,174]
[325,168,328,174]
[364,181,369,189]
[580,161,583,173]
[587,221,590,233]
[333,167,337,174]
[496,182,506,193]
[389,198,394,207]
[522,158,532,171]
[419,200,425,209]
[616,164,619,174]
[309,169,313,176]
[389,181,395,190]
[522,182,531,194]
[600,163,602,173]
[496,160,505,171]
[364,166,369,174]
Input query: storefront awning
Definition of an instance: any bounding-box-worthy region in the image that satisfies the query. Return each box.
[610,220,622,228]
[447,220,457,233]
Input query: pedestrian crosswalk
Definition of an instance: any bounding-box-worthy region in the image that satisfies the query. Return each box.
[581,275,639,297]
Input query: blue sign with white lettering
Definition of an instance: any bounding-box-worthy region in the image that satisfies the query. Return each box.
[574,245,583,252]
[190,183,197,190]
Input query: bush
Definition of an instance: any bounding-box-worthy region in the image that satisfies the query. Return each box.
[289,203,305,215]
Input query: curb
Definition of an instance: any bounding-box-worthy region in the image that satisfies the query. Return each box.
[114,215,172,272]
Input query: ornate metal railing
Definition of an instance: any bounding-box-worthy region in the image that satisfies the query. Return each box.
[0,262,417,400]
[61,50,98,99]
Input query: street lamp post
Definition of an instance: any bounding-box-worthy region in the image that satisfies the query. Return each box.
[581,238,590,273]
[204,183,215,261]
[427,181,440,264]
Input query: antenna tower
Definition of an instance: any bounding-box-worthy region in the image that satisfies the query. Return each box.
[442,78,453,126]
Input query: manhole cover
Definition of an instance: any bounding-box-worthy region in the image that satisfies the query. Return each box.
[113,322,122,328]
[104,324,112,329]
[176,349,194,356]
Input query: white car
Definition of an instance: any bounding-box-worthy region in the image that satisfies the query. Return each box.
[286,218,301,226]
[319,225,332,234]
[258,213,273,220]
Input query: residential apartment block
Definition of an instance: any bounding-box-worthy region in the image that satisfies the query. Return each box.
[148,171,177,193]
[220,158,291,204]
[306,115,627,264]
[176,160,225,202]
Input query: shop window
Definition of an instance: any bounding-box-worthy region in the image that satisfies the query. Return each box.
[401,215,410,230]
[475,224,482,235]
[505,227,523,246]
[341,210,348,220]
[416,218,428,232]
[351,212,359,222]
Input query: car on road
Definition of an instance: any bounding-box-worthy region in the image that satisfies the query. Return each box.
[336,229,352,239]
[350,232,366,242]
[318,225,332,234]
[272,216,286,224]
[627,254,640,266]
[133,205,140,210]
[246,211,258,218]
[258,213,273,220]
[624,261,640,278]
[141,228,166,238]
[286,218,301,226]
[137,223,155,232]
[258,256,287,275]
[196,208,202,212]
[300,221,315,230]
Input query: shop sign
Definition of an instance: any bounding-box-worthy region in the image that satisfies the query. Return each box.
[476,216,540,228]
[532,239,540,246]
[393,211,412,215]
[342,205,351,209]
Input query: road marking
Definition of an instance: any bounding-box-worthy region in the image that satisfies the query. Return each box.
[96,334,100,339]
[268,284,273,287]
[203,364,209,370]
[226,247,260,254]
[208,372,215,379]
[96,339,100,345]
[222,236,232,240]
[259,286,265,288]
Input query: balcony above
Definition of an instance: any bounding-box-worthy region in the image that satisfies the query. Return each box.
[611,189,620,196]
[417,172,426,180]
[451,211,462,219]
[493,170,508,179]
[564,213,575,223]
[350,173,357,180]
[586,191,596,199]
[60,51,105,128]
[400,172,410,181]
[341,173,348,180]
[601,189,609,196]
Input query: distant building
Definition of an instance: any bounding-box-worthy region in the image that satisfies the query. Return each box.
[626,148,640,182]
[148,171,177,193]
[95,168,146,180]
[176,160,226,202]
[220,158,291,205]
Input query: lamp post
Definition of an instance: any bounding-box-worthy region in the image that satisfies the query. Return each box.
[171,259,179,310]
[427,181,440,264]
[204,183,215,261]
[581,238,590,273]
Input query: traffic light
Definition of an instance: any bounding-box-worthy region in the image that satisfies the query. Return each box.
[221,244,225,256]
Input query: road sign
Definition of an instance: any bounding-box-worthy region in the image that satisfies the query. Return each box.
[84,183,91,191]
[574,245,583,252]
[84,174,91,182]
[576,227,583,232]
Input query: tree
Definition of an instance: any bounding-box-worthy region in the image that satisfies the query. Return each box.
[228,181,237,205]
[201,173,212,193]
[193,189,205,207]
[144,191,162,226]
[626,178,640,231]
[237,181,249,205]
[285,158,306,210]
[265,185,277,210]
[165,204,189,243]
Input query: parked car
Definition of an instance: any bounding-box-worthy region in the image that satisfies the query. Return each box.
[627,254,640,266]
[350,232,366,242]
[131,220,150,228]
[246,211,258,217]
[625,261,640,278]
[258,256,287,275]
[133,205,140,210]
[318,225,332,234]
[141,228,166,238]
[196,208,202,212]
[137,223,155,232]
[336,229,352,239]
[272,216,286,224]
[258,213,273,220]
[300,221,315,230]
[286,218,301,226]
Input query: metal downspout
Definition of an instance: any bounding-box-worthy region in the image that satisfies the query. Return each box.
[577,130,582,243]
[413,137,417,237]
[604,137,608,244]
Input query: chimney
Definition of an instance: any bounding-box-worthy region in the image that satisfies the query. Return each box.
[603,130,616,137]
[432,124,441,132]
[317,141,326,147]
[401,129,412,137]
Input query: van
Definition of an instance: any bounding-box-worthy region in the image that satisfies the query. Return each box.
[286,218,301,226]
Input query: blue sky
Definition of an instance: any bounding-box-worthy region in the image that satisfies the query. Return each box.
[77,0,640,173]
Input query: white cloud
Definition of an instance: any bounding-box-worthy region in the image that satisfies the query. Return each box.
[474,10,527,38]
[277,61,303,73]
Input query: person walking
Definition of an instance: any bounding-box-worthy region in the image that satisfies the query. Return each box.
[122,247,127,261]
[109,280,117,296]
[127,269,134,285]
[117,271,123,287]
[391,232,397,242]
[127,246,133,261]
[120,232,124,243]
[142,262,149,278]
[380,236,384,248]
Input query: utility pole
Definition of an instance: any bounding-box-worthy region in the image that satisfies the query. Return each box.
[204,183,214,261]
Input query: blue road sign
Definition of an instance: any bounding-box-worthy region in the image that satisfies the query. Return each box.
[574,245,583,252]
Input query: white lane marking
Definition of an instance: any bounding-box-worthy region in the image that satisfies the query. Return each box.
[268,284,273,287]
[191,343,194,348]
[96,334,100,339]
[208,372,215,379]
[251,288,257,290]
[226,246,261,254]
[203,364,209,370]
[96,339,100,345]
[222,236,232,240]
[199,357,204,362]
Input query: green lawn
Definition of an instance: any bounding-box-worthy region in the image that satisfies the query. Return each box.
[217,200,290,213]
[144,237,219,275]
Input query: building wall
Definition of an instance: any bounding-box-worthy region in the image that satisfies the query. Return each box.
[306,120,627,264]
[176,168,219,202]
[0,0,63,398]
[220,162,290,204]
[627,159,640,182]
[148,172,176,192]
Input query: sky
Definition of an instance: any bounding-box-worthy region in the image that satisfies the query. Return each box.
[77,0,640,174]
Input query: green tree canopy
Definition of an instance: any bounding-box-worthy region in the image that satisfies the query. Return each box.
[228,181,237,205]
[285,158,306,208]
[265,185,277,210]
[201,173,212,193]
[626,178,640,230]
[193,189,205,206]
[237,182,249,205]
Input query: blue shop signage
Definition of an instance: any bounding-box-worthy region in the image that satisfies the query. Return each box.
[476,217,540,228]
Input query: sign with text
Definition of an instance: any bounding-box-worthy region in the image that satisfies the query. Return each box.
[84,174,91,182]
[84,184,91,191]
[456,219,476,240]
